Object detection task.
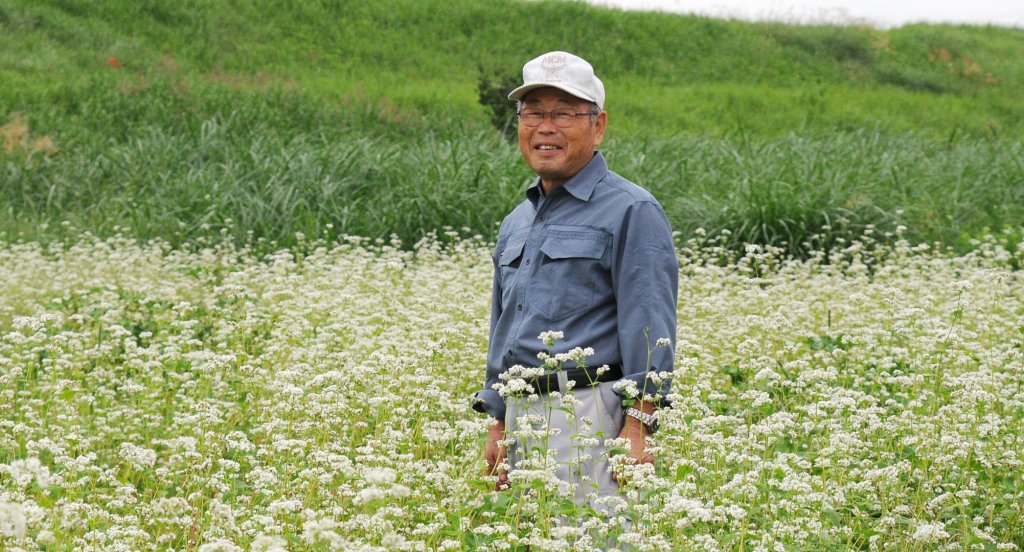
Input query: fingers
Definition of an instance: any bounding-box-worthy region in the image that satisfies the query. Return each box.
[487,456,509,491]
[483,418,510,490]
[610,439,654,486]
[638,448,654,465]
[495,471,510,491]
[484,453,506,477]
[484,438,510,491]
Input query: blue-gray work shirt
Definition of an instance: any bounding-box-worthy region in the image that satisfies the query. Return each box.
[473,152,679,420]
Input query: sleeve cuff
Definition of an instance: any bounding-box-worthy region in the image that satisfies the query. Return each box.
[472,389,506,420]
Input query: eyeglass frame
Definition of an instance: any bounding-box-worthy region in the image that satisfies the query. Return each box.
[516,105,601,128]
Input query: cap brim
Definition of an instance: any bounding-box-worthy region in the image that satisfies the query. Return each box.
[508,82,599,107]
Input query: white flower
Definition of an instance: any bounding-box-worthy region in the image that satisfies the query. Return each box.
[36,529,56,545]
[118,443,157,469]
[381,533,406,548]
[246,467,279,490]
[0,502,26,538]
[364,467,396,485]
[553,346,594,364]
[353,487,386,505]
[4,457,50,488]
[953,280,974,292]
[150,496,191,520]
[268,499,302,515]
[198,539,242,552]
[250,535,288,552]
[613,379,639,399]
[390,484,411,499]
[302,518,342,546]
[912,521,951,543]
[538,331,564,347]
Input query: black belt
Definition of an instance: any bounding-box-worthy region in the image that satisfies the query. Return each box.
[531,364,622,395]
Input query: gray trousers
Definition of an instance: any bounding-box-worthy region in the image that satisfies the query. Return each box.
[505,376,626,510]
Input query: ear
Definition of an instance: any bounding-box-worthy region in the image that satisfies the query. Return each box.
[592,111,608,147]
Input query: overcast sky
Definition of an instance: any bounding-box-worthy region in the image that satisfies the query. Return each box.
[588,0,1024,28]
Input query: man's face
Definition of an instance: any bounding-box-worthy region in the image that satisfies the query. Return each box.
[517,88,607,190]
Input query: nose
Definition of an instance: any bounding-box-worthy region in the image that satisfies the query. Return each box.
[537,115,558,132]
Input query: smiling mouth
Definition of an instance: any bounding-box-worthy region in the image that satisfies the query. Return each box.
[535,145,562,150]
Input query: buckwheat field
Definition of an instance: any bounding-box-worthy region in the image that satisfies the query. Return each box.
[1,230,1022,551]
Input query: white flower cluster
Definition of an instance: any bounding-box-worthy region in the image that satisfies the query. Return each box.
[353,466,411,506]
[911,521,951,543]
[538,330,564,348]
[118,442,158,470]
[612,379,639,400]
[0,501,26,538]
[2,458,50,489]
[555,346,595,365]
[493,364,546,398]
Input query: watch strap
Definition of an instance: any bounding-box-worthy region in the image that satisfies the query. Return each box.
[625,407,656,430]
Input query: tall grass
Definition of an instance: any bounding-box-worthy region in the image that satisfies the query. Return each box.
[610,131,1024,254]
[3,81,1021,255]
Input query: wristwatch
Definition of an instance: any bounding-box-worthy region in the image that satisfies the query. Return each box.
[625,407,658,432]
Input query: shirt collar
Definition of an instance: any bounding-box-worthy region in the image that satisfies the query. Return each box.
[526,151,607,205]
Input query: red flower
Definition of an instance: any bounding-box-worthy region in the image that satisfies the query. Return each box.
[107,57,124,68]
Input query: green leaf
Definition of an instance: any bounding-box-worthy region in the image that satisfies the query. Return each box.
[805,333,848,351]
[823,510,843,525]
[901,445,917,460]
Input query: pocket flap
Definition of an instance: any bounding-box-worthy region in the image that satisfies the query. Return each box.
[498,239,526,266]
[539,236,606,260]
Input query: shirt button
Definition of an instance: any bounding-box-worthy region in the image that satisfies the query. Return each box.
[507,348,513,356]
[525,259,530,266]
[538,216,545,221]
[517,304,523,311]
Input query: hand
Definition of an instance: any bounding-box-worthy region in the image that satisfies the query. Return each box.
[612,405,654,486]
[483,418,509,491]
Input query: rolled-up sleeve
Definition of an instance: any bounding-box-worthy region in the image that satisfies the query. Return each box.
[611,200,679,401]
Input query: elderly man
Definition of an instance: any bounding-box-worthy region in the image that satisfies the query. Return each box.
[473,51,678,506]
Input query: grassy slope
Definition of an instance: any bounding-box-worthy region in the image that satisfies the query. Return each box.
[2,0,1023,138]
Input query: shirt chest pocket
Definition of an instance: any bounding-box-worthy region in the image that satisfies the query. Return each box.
[530,233,610,321]
[497,238,526,305]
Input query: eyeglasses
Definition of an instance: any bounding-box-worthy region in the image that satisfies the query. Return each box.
[517,109,598,128]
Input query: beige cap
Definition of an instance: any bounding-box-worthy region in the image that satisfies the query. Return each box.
[507,51,605,110]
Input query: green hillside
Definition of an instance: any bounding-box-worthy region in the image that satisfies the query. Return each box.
[3,0,1023,137]
[1,0,1022,252]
